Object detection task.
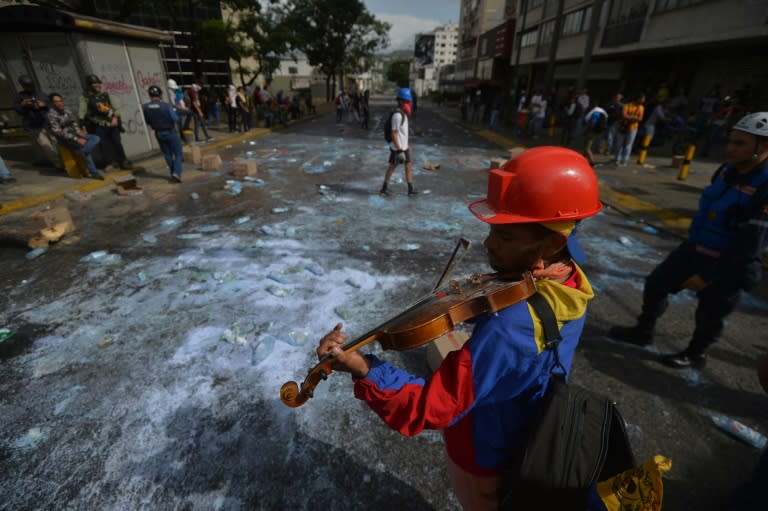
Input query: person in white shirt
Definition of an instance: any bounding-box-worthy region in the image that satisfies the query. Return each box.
[380,88,418,197]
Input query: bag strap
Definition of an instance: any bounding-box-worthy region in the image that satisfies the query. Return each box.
[527,292,566,376]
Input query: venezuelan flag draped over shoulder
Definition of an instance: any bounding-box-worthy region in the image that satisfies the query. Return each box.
[587,456,673,511]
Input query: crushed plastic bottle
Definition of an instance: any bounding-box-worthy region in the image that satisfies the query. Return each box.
[711,413,768,449]
[142,233,157,244]
[618,236,633,246]
[345,277,362,289]
[224,180,242,197]
[266,285,292,297]
[234,216,251,225]
[81,250,122,265]
[287,328,310,346]
[242,176,265,184]
[403,243,421,251]
[0,328,13,342]
[251,336,276,365]
[642,225,659,235]
[190,192,200,200]
[271,207,290,214]
[25,247,47,260]
[221,322,247,345]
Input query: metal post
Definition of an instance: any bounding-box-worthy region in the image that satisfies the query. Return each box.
[678,143,696,180]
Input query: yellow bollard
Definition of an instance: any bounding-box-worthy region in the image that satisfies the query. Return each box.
[636,133,652,164]
[677,144,696,180]
[547,114,557,137]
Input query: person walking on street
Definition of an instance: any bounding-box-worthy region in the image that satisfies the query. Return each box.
[47,93,103,180]
[142,85,183,183]
[380,88,418,197]
[608,112,768,369]
[186,83,212,142]
[317,146,602,510]
[79,74,132,170]
[13,75,61,169]
[614,93,645,166]
[601,93,624,156]
[361,90,370,130]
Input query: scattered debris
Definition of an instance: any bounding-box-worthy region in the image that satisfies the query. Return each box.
[182,144,202,164]
[618,236,633,247]
[711,413,768,449]
[423,161,441,171]
[114,175,143,196]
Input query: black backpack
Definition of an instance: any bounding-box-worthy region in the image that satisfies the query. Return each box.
[384,109,405,143]
[499,293,636,511]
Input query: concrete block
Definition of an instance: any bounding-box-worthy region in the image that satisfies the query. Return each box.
[201,154,222,171]
[182,144,202,164]
[508,147,525,160]
[114,175,143,196]
[426,330,470,372]
[490,158,506,169]
[57,145,89,179]
[233,159,258,178]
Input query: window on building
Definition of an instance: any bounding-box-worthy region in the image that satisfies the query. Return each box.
[540,19,555,44]
[562,6,593,35]
[288,67,298,74]
[656,0,705,12]
[529,0,544,9]
[520,28,538,47]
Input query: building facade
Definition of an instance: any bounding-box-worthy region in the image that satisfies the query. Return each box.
[511,0,767,110]
[412,23,459,96]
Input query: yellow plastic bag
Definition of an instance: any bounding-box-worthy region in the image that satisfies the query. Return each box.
[596,455,672,511]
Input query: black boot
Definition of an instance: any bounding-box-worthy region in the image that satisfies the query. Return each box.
[660,347,707,369]
[608,319,655,346]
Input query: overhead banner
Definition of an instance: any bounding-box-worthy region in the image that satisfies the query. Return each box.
[414,34,434,66]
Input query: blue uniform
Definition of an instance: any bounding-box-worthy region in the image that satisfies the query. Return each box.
[143,99,183,178]
[640,160,768,351]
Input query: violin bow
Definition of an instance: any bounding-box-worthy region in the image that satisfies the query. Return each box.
[432,238,472,292]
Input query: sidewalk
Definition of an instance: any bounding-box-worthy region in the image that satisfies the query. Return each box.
[0,101,335,217]
[440,104,723,239]
[0,99,721,235]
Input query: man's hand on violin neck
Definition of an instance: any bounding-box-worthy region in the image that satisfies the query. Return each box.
[316,323,371,379]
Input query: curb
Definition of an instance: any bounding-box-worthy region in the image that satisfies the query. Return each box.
[0,109,329,217]
[448,114,694,235]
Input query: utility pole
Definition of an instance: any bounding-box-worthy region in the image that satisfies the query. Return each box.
[576,0,604,90]
[543,0,565,92]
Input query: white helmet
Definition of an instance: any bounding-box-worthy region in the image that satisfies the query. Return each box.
[732,112,768,138]
[167,79,178,90]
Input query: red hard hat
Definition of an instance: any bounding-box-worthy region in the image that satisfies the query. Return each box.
[469,146,602,224]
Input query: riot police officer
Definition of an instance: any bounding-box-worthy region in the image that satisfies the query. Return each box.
[79,74,132,170]
[142,85,183,182]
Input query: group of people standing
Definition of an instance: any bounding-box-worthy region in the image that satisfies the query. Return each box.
[334,89,371,129]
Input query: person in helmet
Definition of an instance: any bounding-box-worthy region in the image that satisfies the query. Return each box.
[316,147,601,510]
[610,112,768,368]
[142,85,184,183]
[79,74,132,170]
[13,75,61,169]
[380,87,418,196]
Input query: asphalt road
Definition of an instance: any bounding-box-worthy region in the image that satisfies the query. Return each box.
[1,99,767,510]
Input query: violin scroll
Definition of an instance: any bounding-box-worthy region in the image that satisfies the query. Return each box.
[279,365,331,408]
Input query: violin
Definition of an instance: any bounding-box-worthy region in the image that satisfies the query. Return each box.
[279,271,537,408]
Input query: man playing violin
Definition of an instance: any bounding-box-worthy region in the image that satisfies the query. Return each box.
[316,146,602,511]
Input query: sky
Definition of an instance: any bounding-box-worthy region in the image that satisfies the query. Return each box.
[362,0,461,51]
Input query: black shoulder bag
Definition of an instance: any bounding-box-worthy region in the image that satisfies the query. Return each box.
[499,293,636,511]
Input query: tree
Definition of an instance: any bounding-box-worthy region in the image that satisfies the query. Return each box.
[286,0,389,100]
[223,1,295,87]
[386,60,410,86]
